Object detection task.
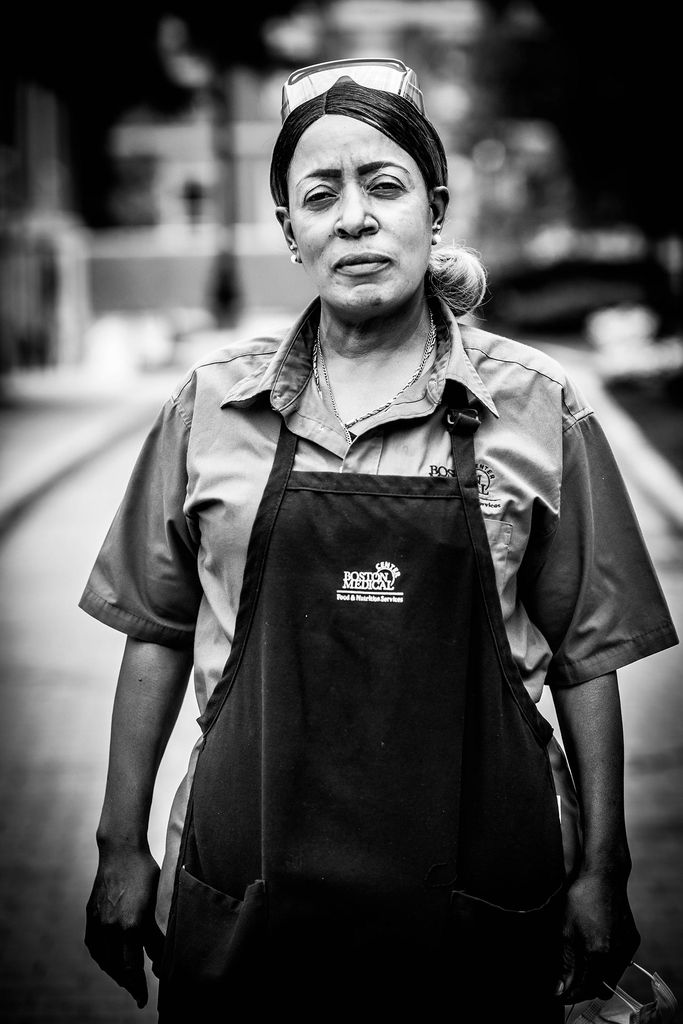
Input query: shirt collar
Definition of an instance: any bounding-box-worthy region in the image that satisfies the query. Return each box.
[221,299,319,410]
[437,301,498,417]
[221,296,498,418]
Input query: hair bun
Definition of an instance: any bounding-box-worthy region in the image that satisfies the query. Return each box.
[426,244,488,317]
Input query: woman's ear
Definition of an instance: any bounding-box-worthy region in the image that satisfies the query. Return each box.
[429,186,449,234]
[276,206,302,264]
[275,206,296,249]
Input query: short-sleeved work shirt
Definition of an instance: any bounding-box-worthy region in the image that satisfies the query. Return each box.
[80,298,677,931]
[80,297,677,707]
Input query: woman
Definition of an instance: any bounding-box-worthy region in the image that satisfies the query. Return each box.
[81,59,677,1021]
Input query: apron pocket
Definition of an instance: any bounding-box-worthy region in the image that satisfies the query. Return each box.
[450,884,565,999]
[166,867,266,991]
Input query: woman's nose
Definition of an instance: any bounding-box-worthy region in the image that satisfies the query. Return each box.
[334,187,378,237]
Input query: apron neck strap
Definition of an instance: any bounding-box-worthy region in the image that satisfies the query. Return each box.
[443,381,482,494]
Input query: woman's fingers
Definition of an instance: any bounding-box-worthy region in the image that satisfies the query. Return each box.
[120,932,149,1008]
[84,849,162,1005]
[556,937,576,998]
[144,918,166,978]
[557,879,641,1003]
[84,915,149,1006]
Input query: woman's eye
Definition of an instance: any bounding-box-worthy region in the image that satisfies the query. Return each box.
[304,187,336,205]
[368,177,403,195]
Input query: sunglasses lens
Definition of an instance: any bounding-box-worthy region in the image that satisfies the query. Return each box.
[281,58,425,121]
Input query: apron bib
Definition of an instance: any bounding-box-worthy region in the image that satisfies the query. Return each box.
[159,399,566,1021]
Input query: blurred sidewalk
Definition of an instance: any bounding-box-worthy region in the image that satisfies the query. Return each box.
[0,310,292,536]
[2,312,683,540]
[0,364,178,535]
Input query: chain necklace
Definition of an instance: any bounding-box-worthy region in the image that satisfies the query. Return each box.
[313,310,436,446]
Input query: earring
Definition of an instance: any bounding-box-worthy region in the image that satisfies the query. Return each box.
[432,231,441,246]
[290,244,299,264]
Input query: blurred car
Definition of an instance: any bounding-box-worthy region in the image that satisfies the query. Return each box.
[482,225,679,336]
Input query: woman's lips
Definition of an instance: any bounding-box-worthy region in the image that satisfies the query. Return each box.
[334,253,390,275]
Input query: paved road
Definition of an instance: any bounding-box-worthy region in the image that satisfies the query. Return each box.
[0,400,681,1021]
[0,428,201,1022]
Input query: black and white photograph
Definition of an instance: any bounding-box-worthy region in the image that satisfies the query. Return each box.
[1,2,681,1021]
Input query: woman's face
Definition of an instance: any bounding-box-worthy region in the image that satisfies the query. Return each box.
[276,114,448,322]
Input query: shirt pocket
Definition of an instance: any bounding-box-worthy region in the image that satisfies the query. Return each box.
[483,519,513,593]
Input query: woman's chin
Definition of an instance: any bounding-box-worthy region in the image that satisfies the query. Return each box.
[323,282,418,318]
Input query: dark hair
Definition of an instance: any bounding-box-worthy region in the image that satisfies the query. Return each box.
[269,78,487,318]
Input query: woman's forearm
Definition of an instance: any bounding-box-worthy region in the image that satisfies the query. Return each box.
[552,672,641,998]
[552,671,631,877]
[96,637,193,851]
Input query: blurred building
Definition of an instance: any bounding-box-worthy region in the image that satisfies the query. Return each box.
[2,0,616,372]
[88,92,225,318]
[0,83,90,371]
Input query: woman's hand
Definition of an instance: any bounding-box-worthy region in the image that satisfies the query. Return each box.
[84,638,192,1003]
[557,867,640,1002]
[551,672,640,1003]
[85,844,165,1008]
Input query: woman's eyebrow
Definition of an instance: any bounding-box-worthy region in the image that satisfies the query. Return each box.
[298,160,410,184]
[358,161,408,175]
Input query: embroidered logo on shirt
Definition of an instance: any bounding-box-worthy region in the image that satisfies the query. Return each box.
[476,462,503,514]
[336,561,404,604]
[428,463,503,515]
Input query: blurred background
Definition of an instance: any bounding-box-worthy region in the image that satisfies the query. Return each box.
[0,1,681,1020]
[1,0,683,372]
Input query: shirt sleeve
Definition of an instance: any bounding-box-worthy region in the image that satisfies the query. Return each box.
[519,411,678,687]
[78,397,203,648]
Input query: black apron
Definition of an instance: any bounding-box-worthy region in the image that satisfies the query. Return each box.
[158,398,566,1022]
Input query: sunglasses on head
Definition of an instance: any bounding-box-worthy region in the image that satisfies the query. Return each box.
[280,57,425,123]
